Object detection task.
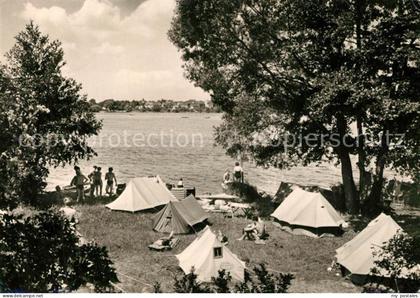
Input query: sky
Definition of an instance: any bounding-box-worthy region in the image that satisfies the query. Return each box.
[0,0,210,101]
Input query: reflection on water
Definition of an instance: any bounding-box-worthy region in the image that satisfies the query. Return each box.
[47,112,353,195]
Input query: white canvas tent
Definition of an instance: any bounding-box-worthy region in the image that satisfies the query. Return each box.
[106,176,177,212]
[336,213,403,277]
[176,226,246,282]
[271,187,345,237]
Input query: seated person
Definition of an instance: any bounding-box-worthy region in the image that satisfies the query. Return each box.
[221,169,232,190]
[177,178,184,188]
[255,217,266,239]
[59,197,79,223]
[155,231,174,246]
[55,185,64,202]
[217,230,228,245]
[237,221,257,241]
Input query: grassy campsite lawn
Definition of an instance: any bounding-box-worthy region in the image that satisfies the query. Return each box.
[77,201,362,293]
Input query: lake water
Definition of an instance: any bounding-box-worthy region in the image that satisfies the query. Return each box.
[47,112,351,195]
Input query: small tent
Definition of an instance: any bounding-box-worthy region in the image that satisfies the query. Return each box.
[106,176,177,212]
[153,195,209,234]
[336,213,403,278]
[271,187,345,237]
[176,226,246,282]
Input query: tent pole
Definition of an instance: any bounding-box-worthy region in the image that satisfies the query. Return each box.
[191,224,198,235]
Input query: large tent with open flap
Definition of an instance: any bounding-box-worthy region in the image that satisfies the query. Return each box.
[106,176,177,212]
[153,195,209,234]
[175,226,246,282]
[335,213,404,279]
[271,187,345,237]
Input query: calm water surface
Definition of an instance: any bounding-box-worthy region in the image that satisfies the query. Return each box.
[47,112,350,195]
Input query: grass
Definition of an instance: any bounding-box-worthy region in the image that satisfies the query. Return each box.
[33,189,420,293]
[76,201,362,293]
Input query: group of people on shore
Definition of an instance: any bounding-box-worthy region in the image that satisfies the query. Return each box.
[70,160,243,203]
[70,166,117,202]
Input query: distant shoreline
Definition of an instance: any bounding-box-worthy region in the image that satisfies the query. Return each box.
[88,98,221,113]
[95,111,222,114]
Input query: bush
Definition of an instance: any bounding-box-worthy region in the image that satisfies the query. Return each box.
[173,267,210,293]
[211,270,232,293]
[235,264,294,293]
[365,232,420,293]
[227,182,276,217]
[152,282,162,293]
[362,283,393,293]
[172,264,294,293]
[0,211,118,292]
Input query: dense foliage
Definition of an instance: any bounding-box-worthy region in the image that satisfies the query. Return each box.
[235,264,294,293]
[364,232,420,293]
[169,0,420,215]
[0,22,102,209]
[0,23,117,293]
[172,264,294,293]
[0,211,118,292]
[173,267,211,293]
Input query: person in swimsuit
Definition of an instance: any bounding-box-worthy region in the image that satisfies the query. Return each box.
[88,166,97,198]
[70,166,88,202]
[94,167,103,197]
[233,161,243,183]
[105,167,117,196]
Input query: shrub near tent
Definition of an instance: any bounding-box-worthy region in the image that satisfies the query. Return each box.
[153,195,209,234]
[271,187,345,238]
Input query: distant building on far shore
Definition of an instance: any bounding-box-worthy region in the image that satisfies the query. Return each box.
[89,98,220,113]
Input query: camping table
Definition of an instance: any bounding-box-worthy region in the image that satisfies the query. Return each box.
[228,202,252,217]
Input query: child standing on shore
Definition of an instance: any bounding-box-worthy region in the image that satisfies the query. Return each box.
[94,167,103,197]
[88,166,97,198]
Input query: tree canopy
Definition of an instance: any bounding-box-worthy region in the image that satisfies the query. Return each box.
[0,23,118,293]
[169,0,420,215]
[0,211,118,292]
[0,22,102,209]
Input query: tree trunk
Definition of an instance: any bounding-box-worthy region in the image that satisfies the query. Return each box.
[336,114,360,214]
[362,129,388,216]
[356,117,368,200]
[363,155,386,216]
[355,0,368,203]
[339,150,360,214]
